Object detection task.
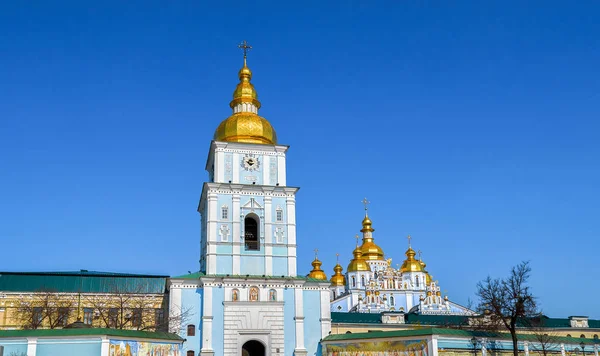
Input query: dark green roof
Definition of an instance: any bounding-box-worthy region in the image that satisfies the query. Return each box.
[0,328,183,341]
[332,312,600,330]
[0,271,168,294]
[331,312,382,324]
[324,327,600,345]
[171,271,204,279]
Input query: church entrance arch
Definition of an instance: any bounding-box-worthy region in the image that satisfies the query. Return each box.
[241,340,265,356]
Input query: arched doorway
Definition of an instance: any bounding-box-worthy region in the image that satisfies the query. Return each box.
[241,340,265,356]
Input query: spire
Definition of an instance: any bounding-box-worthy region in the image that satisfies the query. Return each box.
[358,198,383,260]
[214,41,277,145]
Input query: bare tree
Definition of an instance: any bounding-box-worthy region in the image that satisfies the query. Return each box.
[526,315,562,356]
[83,283,193,332]
[476,261,538,356]
[15,290,78,329]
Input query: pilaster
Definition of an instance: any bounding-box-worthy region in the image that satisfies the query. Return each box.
[201,286,214,355]
[264,196,273,275]
[27,337,37,356]
[232,194,241,274]
[286,195,297,276]
[294,288,307,355]
[100,337,110,356]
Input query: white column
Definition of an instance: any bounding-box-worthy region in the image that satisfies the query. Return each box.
[169,286,182,334]
[100,337,110,356]
[27,337,37,356]
[286,196,297,276]
[560,344,566,356]
[232,194,241,274]
[201,287,214,355]
[262,155,270,185]
[264,196,273,275]
[232,153,240,183]
[593,344,598,356]
[428,336,438,356]
[207,192,218,274]
[481,339,487,356]
[294,288,307,355]
[216,149,225,183]
[319,289,332,338]
[277,154,286,186]
[524,341,529,356]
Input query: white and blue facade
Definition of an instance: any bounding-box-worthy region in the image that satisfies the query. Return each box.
[169,61,331,356]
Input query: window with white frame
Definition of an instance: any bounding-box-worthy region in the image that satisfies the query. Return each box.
[276,207,283,222]
[221,205,228,220]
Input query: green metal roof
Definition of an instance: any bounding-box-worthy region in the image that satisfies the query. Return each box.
[324,327,600,345]
[332,312,600,330]
[0,271,168,294]
[171,271,204,279]
[0,328,183,341]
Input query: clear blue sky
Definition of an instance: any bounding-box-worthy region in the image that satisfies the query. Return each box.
[1,2,598,318]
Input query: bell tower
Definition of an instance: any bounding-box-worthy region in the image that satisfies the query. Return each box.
[198,41,298,277]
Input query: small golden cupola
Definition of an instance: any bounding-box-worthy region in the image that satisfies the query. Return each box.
[330,254,346,286]
[347,246,371,273]
[307,249,328,280]
[400,236,424,273]
[214,41,277,145]
[359,199,385,261]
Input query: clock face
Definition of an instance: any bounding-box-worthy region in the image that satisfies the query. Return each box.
[242,155,260,171]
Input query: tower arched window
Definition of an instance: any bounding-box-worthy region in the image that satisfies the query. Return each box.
[187,324,195,336]
[352,276,356,288]
[244,214,259,251]
[390,295,395,305]
[187,351,195,356]
[416,276,420,287]
[276,207,283,222]
[221,205,228,220]
[361,276,365,287]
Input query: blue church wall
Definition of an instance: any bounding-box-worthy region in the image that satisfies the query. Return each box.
[240,255,266,275]
[272,256,288,276]
[180,287,203,354]
[330,296,349,312]
[216,244,233,254]
[0,340,27,355]
[284,288,296,355]
[37,339,101,356]
[211,287,225,356]
[216,255,233,274]
[303,290,323,356]
[272,246,288,256]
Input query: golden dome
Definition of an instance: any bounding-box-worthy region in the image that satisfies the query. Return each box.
[213,60,277,145]
[330,263,346,286]
[400,247,424,273]
[425,272,432,285]
[308,257,327,280]
[359,215,384,260]
[347,247,371,272]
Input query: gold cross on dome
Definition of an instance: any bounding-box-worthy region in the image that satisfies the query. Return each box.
[238,40,252,59]
[418,250,422,260]
[355,234,360,247]
[336,253,340,263]
[407,234,412,247]
[314,248,319,259]
[362,197,370,212]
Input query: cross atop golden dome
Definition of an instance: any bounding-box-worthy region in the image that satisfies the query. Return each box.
[358,199,384,260]
[330,253,346,286]
[213,41,277,145]
[308,249,327,280]
[400,235,425,273]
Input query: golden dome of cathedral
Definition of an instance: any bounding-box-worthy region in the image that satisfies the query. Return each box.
[359,215,385,260]
[213,56,277,145]
[400,247,424,273]
[330,263,346,286]
[307,257,327,280]
[347,247,371,272]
